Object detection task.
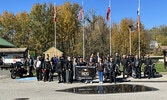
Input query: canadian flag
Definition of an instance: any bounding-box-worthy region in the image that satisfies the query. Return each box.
[54,4,56,23]
[107,6,110,21]
[78,8,83,20]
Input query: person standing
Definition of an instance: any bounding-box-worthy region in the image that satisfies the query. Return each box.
[43,58,50,82]
[121,55,128,79]
[144,55,153,79]
[95,52,101,64]
[56,57,63,83]
[109,58,117,83]
[96,58,104,84]
[49,61,55,82]
[89,53,95,63]
[73,58,77,80]
[104,58,110,82]
[25,55,34,76]
[114,53,121,66]
[133,55,142,79]
[106,53,111,63]
[127,56,132,77]
[128,53,135,63]
[35,56,42,81]
[66,57,73,83]
[61,56,66,83]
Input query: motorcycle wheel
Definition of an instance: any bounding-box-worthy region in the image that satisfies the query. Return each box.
[11,73,17,79]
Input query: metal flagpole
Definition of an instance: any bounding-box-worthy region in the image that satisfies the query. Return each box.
[138,0,141,58]
[54,3,56,57]
[109,0,112,56]
[82,0,85,59]
[129,26,132,54]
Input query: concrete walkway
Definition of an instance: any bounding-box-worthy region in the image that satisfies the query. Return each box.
[0,70,167,100]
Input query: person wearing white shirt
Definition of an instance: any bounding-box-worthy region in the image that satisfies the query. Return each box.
[35,57,42,81]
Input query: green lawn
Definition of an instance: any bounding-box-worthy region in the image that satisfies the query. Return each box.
[153,63,167,72]
[120,63,167,72]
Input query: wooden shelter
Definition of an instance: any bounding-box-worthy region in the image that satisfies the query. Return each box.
[43,47,63,59]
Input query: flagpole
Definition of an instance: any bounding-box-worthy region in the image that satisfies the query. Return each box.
[82,0,85,59]
[109,0,112,56]
[129,26,132,54]
[138,0,141,58]
[54,3,56,57]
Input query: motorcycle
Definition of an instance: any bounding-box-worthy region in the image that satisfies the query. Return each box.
[144,63,156,78]
[10,62,27,79]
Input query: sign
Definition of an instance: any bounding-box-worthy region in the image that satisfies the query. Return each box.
[30,51,35,56]
[75,66,96,80]
[2,54,23,64]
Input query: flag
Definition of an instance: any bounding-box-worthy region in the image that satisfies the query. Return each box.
[54,4,56,23]
[107,0,110,21]
[78,8,83,20]
[107,6,110,21]
[137,0,140,32]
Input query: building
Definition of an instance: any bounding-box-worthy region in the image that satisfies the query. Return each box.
[150,39,159,54]
[158,46,167,52]
[0,37,27,65]
[0,37,15,48]
[43,47,63,59]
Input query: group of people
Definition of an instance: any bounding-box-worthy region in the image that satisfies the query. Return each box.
[25,52,155,84]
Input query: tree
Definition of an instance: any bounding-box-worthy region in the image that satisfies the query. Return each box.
[56,2,80,56]
[13,11,31,48]
[111,18,151,57]
[29,3,55,55]
[0,11,15,43]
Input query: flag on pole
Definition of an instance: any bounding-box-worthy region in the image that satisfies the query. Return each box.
[78,8,83,20]
[54,3,56,23]
[107,2,110,21]
[137,0,140,32]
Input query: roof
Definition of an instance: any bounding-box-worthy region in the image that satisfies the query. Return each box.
[158,46,167,51]
[0,37,15,47]
[0,48,27,53]
[43,47,63,54]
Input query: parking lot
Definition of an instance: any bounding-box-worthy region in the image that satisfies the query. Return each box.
[0,70,167,100]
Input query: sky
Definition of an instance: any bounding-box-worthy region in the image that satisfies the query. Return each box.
[0,0,167,29]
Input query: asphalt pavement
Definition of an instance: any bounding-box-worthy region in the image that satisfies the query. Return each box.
[0,70,167,100]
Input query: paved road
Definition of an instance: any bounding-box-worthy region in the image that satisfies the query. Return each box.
[0,71,167,100]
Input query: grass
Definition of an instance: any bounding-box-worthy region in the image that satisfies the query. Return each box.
[154,63,167,72]
[120,63,167,73]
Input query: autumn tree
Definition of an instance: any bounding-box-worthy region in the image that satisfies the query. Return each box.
[56,2,80,56]
[111,18,151,57]
[29,3,55,55]
[13,12,31,48]
[0,11,15,43]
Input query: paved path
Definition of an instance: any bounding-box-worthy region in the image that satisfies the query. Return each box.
[0,71,167,100]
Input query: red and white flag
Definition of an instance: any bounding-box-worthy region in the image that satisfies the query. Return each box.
[107,1,110,21]
[107,6,110,21]
[54,3,56,23]
[78,8,83,20]
[137,0,140,32]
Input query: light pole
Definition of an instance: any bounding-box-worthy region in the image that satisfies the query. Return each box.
[129,25,132,54]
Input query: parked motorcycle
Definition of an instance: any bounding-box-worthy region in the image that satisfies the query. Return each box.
[144,63,156,78]
[10,62,27,79]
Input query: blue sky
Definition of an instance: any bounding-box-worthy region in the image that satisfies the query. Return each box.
[0,0,167,29]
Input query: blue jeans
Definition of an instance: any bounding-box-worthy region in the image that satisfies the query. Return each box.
[98,71,103,82]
